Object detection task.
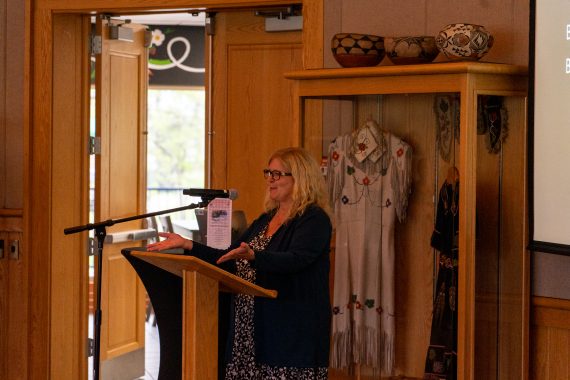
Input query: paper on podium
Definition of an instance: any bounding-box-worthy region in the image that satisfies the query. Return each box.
[207,198,232,248]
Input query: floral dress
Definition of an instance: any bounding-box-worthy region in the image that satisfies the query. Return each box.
[224,223,328,380]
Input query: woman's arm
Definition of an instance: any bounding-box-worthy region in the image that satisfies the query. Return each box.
[146,232,193,251]
[146,213,267,268]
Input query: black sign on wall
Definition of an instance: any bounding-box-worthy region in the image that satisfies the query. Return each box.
[90,25,206,87]
[147,25,205,88]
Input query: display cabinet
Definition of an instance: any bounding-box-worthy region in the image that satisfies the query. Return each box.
[285,62,529,380]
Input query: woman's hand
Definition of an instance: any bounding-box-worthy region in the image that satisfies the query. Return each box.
[216,242,255,264]
[146,232,193,252]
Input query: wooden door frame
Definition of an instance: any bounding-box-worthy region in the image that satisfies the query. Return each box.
[28,0,322,378]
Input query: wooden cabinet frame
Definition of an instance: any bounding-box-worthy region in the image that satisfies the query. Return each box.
[285,62,530,380]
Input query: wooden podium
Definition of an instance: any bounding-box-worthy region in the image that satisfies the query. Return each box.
[122,248,277,380]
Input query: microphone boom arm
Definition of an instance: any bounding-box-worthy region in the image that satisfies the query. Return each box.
[64,200,211,235]
[63,198,212,380]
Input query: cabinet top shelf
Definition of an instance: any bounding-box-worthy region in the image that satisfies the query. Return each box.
[285,61,528,80]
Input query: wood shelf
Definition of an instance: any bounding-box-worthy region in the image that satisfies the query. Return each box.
[285,61,528,81]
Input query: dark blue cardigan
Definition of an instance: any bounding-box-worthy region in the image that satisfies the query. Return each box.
[187,205,332,368]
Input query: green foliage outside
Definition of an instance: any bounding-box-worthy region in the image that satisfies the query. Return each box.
[147,89,205,220]
[147,89,205,189]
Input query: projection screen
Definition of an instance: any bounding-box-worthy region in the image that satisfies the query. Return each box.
[530,0,570,253]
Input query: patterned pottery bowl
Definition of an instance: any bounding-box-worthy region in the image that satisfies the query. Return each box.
[331,33,385,68]
[384,36,439,65]
[435,23,493,61]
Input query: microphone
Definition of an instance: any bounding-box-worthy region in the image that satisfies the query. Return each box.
[183,188,238,200]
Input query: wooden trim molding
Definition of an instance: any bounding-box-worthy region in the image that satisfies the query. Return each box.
[0,210,24,234]
[0,213,23,232]
[301,0,323,69]
[38,0,302,12]
[532,296,570,329]
[0,209,23,217]
[530,241,570,256]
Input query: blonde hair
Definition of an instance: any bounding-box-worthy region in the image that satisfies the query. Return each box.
[264,147,332,221]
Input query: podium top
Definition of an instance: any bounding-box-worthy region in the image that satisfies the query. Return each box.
[130,249,277,299]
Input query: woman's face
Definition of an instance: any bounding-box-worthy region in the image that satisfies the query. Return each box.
[266,158,294,205]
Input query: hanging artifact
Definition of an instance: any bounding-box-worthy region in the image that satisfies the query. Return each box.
[434,95,460,162]
[477,95,508,154]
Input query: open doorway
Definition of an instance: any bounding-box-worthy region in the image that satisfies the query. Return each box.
[36,5,306,379]
[88,12,206,380]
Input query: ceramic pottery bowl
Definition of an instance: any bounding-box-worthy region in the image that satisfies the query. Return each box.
[384,36,439,65]
[331,33,385,68]
[435,23,494,61]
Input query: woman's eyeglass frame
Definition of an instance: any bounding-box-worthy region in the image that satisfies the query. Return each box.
[263,169,292,180]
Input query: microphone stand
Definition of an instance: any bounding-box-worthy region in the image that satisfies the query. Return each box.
[64,199,212,380]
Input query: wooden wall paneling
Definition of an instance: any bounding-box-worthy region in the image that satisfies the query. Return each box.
[210,11,229,190]
[531,321,549,379]
[326,0,529,67]
[0,0,5,208]
[30,5,54,379]
[212,11,303,221]
[0,0,26,208]
[425,0,527,65]
[316,0,340,159]
[7,227,26,378]
[0,229,6,380]
[0,216,25,379]
[322,0,340,68]
[317,97,354,153]
[0,1,7,372]
[226,41,302,216]
[472,90,528,380]
[337,0,429,48]
[499,96,528,380]
[550,330,570,379]
[382,94,438,378]
[299,0,325,165]
[4,0,25,209]
[51,14,90,379]
[302,0,323,69]
[400,94,439,378]
[302,97,324,158]
[353,94,379,127]
[531,297,570,380]
[474,130,501,380]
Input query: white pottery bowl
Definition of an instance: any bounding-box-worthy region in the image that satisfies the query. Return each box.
[435,23,493,61]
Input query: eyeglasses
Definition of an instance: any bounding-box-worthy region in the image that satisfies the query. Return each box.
[263,169,292,180]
